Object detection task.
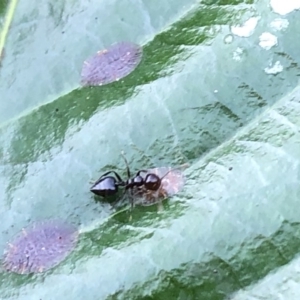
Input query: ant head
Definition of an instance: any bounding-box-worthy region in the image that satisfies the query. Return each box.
[144,173,161,191]
[90,176,118,197]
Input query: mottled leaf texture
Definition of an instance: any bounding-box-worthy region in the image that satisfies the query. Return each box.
[1,0,300,299]
[3,220,78,274]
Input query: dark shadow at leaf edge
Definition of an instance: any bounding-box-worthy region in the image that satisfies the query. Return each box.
[0,0,9,21]
[0,200,187,296]
[105,221,300,300]
[0,4,250,166]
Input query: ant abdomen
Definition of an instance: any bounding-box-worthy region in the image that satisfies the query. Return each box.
[90,176,119,197]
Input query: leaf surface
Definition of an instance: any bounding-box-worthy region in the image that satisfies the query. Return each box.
[1,0,300,299]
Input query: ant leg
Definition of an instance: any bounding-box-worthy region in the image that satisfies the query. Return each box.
[93,171,124,185]
[128,189,135,222]
[111,171,123,183]
[120,151,131,179]
[156,189,168,213]
[99,171,116,178]
[101,171,123,182]
[129,188,135,210]
[136,170,148,176]
[157,200,164,212]
[111,188,128,208]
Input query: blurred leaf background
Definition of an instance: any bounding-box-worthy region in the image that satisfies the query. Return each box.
[1,0,300,299]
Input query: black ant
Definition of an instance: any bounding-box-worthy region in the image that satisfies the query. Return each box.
[90,153,169,208]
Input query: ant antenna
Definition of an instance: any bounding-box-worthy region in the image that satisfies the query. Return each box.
[160,167,182,181]
[160,169,173,180]
[121,151,131,179]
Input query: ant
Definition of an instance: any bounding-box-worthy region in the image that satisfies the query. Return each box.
[90,153,170,208]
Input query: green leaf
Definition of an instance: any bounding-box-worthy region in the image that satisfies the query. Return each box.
[1,0,300,299]
[231,255,300,299]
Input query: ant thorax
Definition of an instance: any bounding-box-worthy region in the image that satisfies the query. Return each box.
[126,175,144,189]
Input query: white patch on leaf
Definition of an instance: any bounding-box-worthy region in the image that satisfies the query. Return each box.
[270,18,289,31]
[259,32,278,50]
[270,0,300,15]
[230,17,260,37]
[264,61,283,75]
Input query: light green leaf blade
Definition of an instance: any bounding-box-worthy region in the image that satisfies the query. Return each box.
[0,0,199,123]
[1,0,300,299]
